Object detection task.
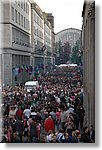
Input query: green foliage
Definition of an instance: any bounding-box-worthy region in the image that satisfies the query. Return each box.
[63,42,71,62]
[55,41,71,64]
[71,40,82,64]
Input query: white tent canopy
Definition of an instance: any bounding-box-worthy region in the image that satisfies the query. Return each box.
[67,64,77,67]
[59,64,68,67]
[59,64,77,67]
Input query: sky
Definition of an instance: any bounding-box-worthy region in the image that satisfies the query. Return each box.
[34,0,84,34]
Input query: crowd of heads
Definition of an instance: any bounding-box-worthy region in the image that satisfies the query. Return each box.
[0,66,95,143]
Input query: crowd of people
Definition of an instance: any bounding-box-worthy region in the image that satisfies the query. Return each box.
[0,66,95,143]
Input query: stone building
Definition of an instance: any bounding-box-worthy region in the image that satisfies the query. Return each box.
[46,13,56,66]
[55,28,81,51]
[82,0,95,127]
[0,0,55,86]
[31,2,44,74]
[43,12,55,71]
[31,3,55,74]
[0,0,32,85]
[55,28,81,64]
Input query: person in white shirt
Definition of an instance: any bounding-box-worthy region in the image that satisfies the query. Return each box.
[23,106,31,119]
[9,106,17,119]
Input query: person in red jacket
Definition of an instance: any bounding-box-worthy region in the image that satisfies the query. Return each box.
[16,106,23,119]
[44,115,55,133]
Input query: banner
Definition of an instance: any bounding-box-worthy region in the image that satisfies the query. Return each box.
[12,63,54,76]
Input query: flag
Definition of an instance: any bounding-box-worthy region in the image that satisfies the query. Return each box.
[34,66,37,71]
[18,66,21,74]
[12,68,15,76]
[21,64,24,71]
[38,64,41,69]
[41,63,44,70]
[26,65,29,73]
[24,66,27,76]
[12,68,19,76]
[29,65,33,72]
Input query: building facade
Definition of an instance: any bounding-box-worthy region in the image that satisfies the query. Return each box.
[43,12,53,70]
[46,13,56,65]
[55,28,81,64]
[55,28,81,50]
[0,0,32,86]
[82,0,95,127]
[31,2,44,74]
[0,0,55,86]
[31,3,55,74]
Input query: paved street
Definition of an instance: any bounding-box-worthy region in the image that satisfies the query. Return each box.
[0,65,95,143]
[0,0,95,144]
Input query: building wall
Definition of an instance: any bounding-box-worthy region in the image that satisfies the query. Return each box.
[0,0,55,85]
[0,0,32,86]
[44,23,52,50]
[55,28,81,49]
[51,31,56,65]
[10,0,31,34]
[31,3,55,73]
[31,2,44,70]
[31,3,44,52]
[46,13,55,64]
[82,1,95,127]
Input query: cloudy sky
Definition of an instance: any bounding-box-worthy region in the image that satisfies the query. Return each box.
[34,0,84,33]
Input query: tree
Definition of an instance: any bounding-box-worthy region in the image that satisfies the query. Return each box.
[71,39,82,64]
[63,42,71,62]
[55,41,71,64]
[55,40,63,65]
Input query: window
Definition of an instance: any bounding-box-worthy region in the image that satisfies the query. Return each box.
[26,3,27,13]
[37,16,38,24]
[21,15,23,26]
[40,19,41,27]
[18,0,20,6]
[15,9,17,23]
[18,12,20,25]
[21,0,23,9]
[24,1,25,11]
[11,7,14,21]
[38,17,40,25]
[25,19,27,29]
[28,4,29,15]
[24,17,25,28]
[26,19,29,30]
[34,13,36,22]
[28,21,30,30]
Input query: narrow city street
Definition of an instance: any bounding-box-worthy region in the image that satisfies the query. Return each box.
[1,65,94,143]
[0,0,95,144]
